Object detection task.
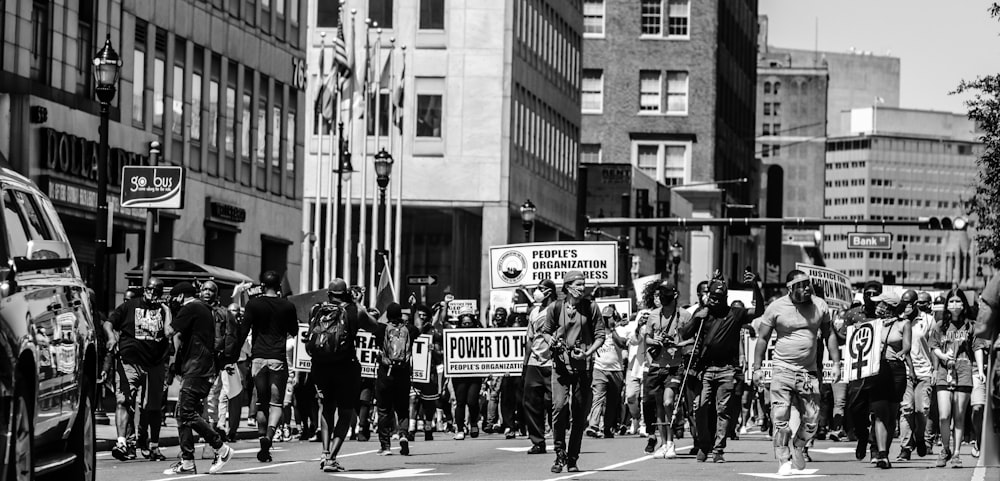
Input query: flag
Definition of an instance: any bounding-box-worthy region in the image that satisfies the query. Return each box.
[375,260,396,313]
[333,3,352,90]
[353,20,372,120]
[320,70,337,122]
[392,54,404,134]
[377,53,392,93]
[313,38,327,116]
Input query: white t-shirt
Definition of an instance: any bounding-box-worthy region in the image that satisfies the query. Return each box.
[594,330,623,372]
[910,312,935,379]
[622,317,647,379]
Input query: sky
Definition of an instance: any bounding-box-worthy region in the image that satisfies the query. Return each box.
[760,0,1000,114]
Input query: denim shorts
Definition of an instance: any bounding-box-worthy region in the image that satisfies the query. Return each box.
[251,358,289,408]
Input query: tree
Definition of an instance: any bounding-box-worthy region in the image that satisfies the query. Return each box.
[955,3,1000,266]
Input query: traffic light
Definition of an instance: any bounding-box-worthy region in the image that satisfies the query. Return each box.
[918,216,969,230]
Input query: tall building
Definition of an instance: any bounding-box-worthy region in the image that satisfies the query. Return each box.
[305,0,582,304]
[0,1,306,307]
[580,0,759,301]
[824,107,983,286]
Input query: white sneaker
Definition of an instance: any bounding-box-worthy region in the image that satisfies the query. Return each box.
[664,442,677,459]
[392,433,401,441]
[638,426,648,437]
[653,444,668,459]
[739,425,749,435]
[777,461,794,476]
[454,432,466,440]
[209,445,233,474]
[791,446,806,470]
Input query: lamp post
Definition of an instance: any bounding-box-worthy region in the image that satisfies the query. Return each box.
[373,148,393,272]
[520,199,536,243]
[93,34,122,314]
[669,241,684,288]
[335,122,353,274]
[901,244,908,285]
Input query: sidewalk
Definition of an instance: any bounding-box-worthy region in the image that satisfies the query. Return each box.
[96,413,263,452]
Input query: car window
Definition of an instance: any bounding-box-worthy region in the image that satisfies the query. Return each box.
[2,190,31,257]
[12,190,54,240]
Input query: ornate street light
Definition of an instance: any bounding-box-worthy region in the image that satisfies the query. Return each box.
[374,147,394,200]
[520,199,537,242]
[669,241,684,288]
[92,33,122,316]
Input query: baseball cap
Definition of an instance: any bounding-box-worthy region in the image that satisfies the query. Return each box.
[386,302,402,320]
[708,279,728,298]
[564,271,586,284]
[171,281,197,297]
[327,278,350,301]
[601,306,618,318]
[871,291,901,306]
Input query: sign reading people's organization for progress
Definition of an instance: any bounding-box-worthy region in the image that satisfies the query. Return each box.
[489,242,618,289]
[444,328,527,377]
[293,326,432,383]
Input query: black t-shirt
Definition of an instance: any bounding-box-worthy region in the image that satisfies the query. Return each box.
[172,300,216,377]
[109,298,170,366]
[694,305,750,366]
[243,295,299,361]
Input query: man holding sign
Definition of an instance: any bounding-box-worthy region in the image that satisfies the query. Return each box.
[754,270,840,476]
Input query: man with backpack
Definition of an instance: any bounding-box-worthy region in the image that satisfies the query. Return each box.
[306,279,379,471]
[374,302,422,456]
[241,271,299,463]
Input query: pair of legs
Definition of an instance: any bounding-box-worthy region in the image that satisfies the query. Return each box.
[624,374,643,432]
[899,376,933,454]
[551,368,593,466]
[453,378,483,434]
[936,386,971,457]
[588,369,623,435]
[501,375,525,434]
[643,366,681,448]
[523,365,553,447]
[251,358,289,457]
[115,361,165,450]
[177,375,226,461]
[695,365,737,455]
[869,360,907,460]
[770,368,820,466]
[314,359,361,463]
[376,365,412,450]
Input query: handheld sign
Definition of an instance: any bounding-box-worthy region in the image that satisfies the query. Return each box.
[447,299,479,320]
[795,263,853,311]
[411,335,433,383]
[595,297,633,323]
[844,320,884,382]
[444,328,527,377]
[489,242,618,289]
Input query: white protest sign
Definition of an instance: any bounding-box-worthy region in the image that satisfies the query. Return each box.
[447,299,478,320]
[293,323,312,371]
[728,290,758,311]
[746,335,777,383]
[795,263,853,311]
[632,274,660,308]
[844,320,884,382]
[411,335,433,383]
[595,297,633,323]
[293,327,434,382]
[444,328,527,377]
[355,331,379,378]
[488,290,515,327]
[489,242,618,289]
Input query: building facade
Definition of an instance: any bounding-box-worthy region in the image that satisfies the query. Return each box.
[304,0,582,304]
[824,107,984,287]
[1,0,306,308]
[580,0,759,301]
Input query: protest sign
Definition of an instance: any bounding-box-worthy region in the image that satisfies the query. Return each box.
[795,263,853,311]
[844,320,884,382]
[444,328,527,377]
[728,290,758,311]
[293,323,312,371]
[447,299,479,320]
[489,242,618,289]
[488,290,515,327]
[632,274,660,308]
[596,297,633,322]
[411,335,432,383]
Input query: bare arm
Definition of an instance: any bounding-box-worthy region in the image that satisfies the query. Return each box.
[753,322,774,370]
[900,321,914,378]
[611,327,628,349]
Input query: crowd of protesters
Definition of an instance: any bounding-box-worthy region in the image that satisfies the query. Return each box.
[100,267,999,475]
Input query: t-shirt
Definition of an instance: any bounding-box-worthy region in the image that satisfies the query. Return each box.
[928,319,976,382]
[243,295,299,361]
[622,318,647,379]
[758,295,831,374]
[172,300,217,377]
[526,306,553,368]
[645,307,692,368]
[542,299,607,371]
[692,305,750,367]
[109,298,170,366]
[594,330,623,372]
[910,312,934,379]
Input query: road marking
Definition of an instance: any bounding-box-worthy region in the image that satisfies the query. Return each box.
[332,468,448,479]
[496,445,555,452]
[146,461,303,481]
[231,446,286,454]
[972,464,987,481]
[740,468,824,479]
[536,445,691,481]
[805,447,855,455]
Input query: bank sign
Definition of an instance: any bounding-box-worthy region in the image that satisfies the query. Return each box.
[120,166,185,209]
[488,241,618,289]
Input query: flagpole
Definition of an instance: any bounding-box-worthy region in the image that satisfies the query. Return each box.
[384,38,395,301]
[313,33,326,292]
[343,9,357,286]
[370,27,383,303]
[327,86,341,282]
[392,45,406,304]
[357,18,372,300]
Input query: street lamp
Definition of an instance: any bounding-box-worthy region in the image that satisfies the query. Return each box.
[92,34,122,315]
[669,241,684,288]
[901,244,908,284]
[520,199,537,242]
[374,147,393,201]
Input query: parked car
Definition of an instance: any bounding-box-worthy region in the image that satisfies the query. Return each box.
[0,167,97,481]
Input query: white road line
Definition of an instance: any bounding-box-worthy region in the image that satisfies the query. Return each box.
[310,448,387,461]
[145,461,303,481]
[972,463,986,481]
[536,445,691,481]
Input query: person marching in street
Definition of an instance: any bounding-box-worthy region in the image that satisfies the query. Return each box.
[241,270,299,463]
[523,279,558,454]
[639,280,692,460]
[499,308,527,439]
[374,302,422,456]
[897,291,936,461]
[107,276,172,462]
[586,305,627,439]
[305,279,379,471]
[928,289,977,468]
[163,282,233,475]
[200,281,232,448]
[842,280,883,461]
[542,271,607,473]
[452,311,485,440]
[682,270,764,463]
[753,270,840,476]
[411,304,443,441]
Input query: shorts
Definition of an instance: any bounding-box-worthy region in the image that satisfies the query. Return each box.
[314,358,362,410]
[643,365,683,403]
[935,359,973,389]
[972,371,987,406]
[251,358,289,409]
[115,361,166,411]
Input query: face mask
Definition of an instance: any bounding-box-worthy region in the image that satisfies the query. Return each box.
[566,284,583,299]
[533,289,546,303]
[948,308,963,320]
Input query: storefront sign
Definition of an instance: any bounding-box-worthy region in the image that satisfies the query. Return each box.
[209,200,247,223]
[443,328,527,377]
[121,166,185,209]
[489,242,618,289]
[43,177,145,221]
[40,128,150,188]
[292,58,308,90]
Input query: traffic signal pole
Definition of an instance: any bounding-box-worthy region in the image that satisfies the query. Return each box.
[586,217,952,229]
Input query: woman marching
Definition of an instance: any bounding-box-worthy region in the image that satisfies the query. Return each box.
[928,289,977,468]
[865,290,916,469]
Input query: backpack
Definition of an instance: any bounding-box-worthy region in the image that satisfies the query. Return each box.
[305,302,352,362]
[382,323,412,366]
[213,305,242,367]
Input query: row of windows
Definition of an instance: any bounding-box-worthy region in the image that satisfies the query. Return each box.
[197,0,301,45]
[826,161,867,170]
[577,142,691,186]
[825,197,865,206]
[861,270,941,281]
[825,179,867,188]
[581,70,689,115]
[762,102,781,116]
[318,0,448,31]
[518,0,581,96]
[763,81,781,95]
[639,0,690,38]
[760,123,783,136]
[871,178,894,186]
[760,144,781,158]
[827,138,872,152]
[513,85,579,188]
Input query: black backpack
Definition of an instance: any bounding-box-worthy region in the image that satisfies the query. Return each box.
[212,305,243,367]
[305,302,352,362]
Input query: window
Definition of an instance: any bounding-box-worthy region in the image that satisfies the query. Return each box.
[666,0,690,37]
[762,124,770,136]
[262,0,270,10]
[583,0,604,37]
[369,0,393,29]
[772,145,781,157]
[664,145,685,185]
[773,123,781,135]
[773,102,781,116]
[639,70,661,112]
[191,72,202,141]
[257,98,267,165]
[641,0,689,38]
[761,144,770,157]
[633,141,690,184]
[640,0,662,36]
[416,93,442,137]
[286,110,296,172]
[77,0,96,95]
[132,50,146,125]
[419,0,444,30]
[153,57,165,129]
[276,0,284,16]
[291,0,299,24]
[225,87,236,154]
[316,0,339,27]
[763,102,771,116]
[581,144,601,163]
[272,105,281,165]
[581,69,603,113]
[242,92,251,158]
[172,65,184,137]
[666,71,688,114]
[637,145,658,178]
[30,0,49,81]
[764,82,771,94]
[209,79,220,149]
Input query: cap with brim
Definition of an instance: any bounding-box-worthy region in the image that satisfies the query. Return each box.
[564,271,586,284]
[871,291,901,306]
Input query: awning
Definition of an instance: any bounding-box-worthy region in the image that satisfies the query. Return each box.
[124,257,253,285]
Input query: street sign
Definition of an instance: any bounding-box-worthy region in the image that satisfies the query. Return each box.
[846,232,892,250]
[407,274,438,286]
[120,166,185,209]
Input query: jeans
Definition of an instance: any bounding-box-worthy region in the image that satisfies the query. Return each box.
[523,365,552,446]
[900,376,933,451]
[588,369,623,433]
[552,368,593,460]
[453,378,483,433]
[695,365,737,454]
[376,364,411,448]
[178,375,224,460]
[770,368,820,462]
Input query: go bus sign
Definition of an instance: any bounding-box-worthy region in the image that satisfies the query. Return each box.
[120,166,185,209]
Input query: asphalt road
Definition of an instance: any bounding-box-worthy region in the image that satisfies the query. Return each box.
[95,432,989,481]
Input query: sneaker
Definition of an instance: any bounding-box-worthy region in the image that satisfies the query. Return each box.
[644,436,657,454]
[603,430,615,439]
[777,461,794,476]
[320,457,344,473]
[425,431,434,441]
[454,431,466,440]
[739,425,749,435]
[803,448,812,463]
[566,457,580,473]
[585,427,601,438]
[505,428,516,440]
[527,443,547,455]
[281,425,292,442]
[791,446,807,470]
[257,437,272,463]
[209,445,233,474]
[653,444,669,459]
[876,457,891,469]
[147,447,167,462]
[855,438,868,461]
[376,448,392,456]
[950,454,962,468]
[896,449,911,461]
[111,442,131,462]
[163,461,197,475]
[689,446,700,456]
[551,453,566,473]
[713,452,726,463]
[916,438,928,457]
[392,433,400,441]
[357,430,370,442]
[399,439,410,456]
[935,450,951,467]
[828,430,843,443]
[405,431,415,442]
[972,443,980,458]
[665,442,677,459]
[696,451,708,462]
[471,426,480,438]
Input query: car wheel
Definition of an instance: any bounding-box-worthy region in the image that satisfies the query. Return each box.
[6,389,33,481]
[63,392,94,481]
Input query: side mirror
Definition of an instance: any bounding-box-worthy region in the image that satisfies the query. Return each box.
[1,267,17,297]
